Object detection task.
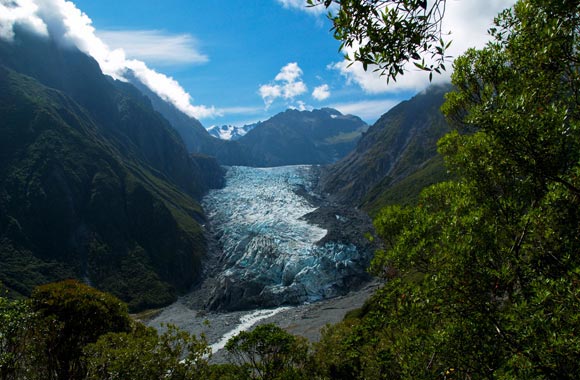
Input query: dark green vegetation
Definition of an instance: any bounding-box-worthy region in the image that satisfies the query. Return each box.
[0,31,221,310]
[225,324,311,379]
[0,281,214,380]
[1,280,132,380]
[1,281,311,379]
[313,0,580,378]
[319,84,452,214]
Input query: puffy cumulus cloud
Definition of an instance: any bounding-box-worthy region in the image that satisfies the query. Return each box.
[312,84,330,101]
[0,0,219,119]
[332,0,517,94]
[259,62,308,108]
[275,62,303,82]
[97,30,208,66]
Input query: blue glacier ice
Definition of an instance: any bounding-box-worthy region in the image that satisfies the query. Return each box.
[202,165,372,310]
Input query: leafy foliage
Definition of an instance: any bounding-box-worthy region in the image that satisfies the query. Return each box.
[308,0,450,82]
[29,280,133,380]
[84,324,211,380]
[0,295,37,380]
[315,0,580,378]
[225,324,311,380]
[0,282,216,380]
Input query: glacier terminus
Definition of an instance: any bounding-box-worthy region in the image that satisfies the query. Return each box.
[202,165,376,311]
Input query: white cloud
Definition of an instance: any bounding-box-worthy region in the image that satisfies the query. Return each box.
[312,84,330,100]
[258,84,282,108]
[0,0,48,40]
[289,100,309,111]
[332,0,517,94]
[275,0,327,15]
[127,59,220,119]
[283,80,308,98]
[329,99,400,123]
[0,0,219,120]
[275,61,302,82]
[259,62,308,108]
[97,29,208,66]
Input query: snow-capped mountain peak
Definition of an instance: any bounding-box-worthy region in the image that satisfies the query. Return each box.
[207,123,257,140]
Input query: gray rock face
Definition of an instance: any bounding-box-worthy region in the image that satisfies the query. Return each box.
[202,165,374,311]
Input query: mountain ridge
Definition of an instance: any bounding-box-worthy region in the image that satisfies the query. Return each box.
[319,85,452,213]
[0,31,222,310]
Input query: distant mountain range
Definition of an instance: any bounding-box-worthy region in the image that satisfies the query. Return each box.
[205,109,368,166]
[128,73,367,167]
[235,108,368,167]
[207,123,256,140]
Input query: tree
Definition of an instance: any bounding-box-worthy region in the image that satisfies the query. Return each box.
[225,324,311,380]
[29,280,133,380]
[84,324,211,380]
[307,0,450,82]
[0,295,36,380]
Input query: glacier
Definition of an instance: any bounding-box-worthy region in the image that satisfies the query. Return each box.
[202,165,373,311]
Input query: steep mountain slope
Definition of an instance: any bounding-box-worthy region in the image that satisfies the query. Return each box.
[319,85,452,213]
[127,75,254,166]
[0,32,220,310]
[237,108,368,167]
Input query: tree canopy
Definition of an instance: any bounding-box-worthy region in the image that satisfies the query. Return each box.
[324,0,580,378]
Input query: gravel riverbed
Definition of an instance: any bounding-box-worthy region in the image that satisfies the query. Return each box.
[147,281,380,360]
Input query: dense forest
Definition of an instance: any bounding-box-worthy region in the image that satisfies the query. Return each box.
[1,0,579,379]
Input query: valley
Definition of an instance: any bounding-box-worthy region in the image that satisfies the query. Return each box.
[2,1,578,378]
[146,164,379,356]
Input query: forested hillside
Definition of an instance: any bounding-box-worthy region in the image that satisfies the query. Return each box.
[0,32,219,311]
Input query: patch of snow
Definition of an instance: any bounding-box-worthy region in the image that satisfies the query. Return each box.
[207,124,255,141]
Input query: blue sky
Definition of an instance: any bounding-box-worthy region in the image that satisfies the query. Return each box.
[1,0,514,127]
[73,0,410,126]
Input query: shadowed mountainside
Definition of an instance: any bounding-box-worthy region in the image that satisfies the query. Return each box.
[0,31,222,310]
[319,85,452,214]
